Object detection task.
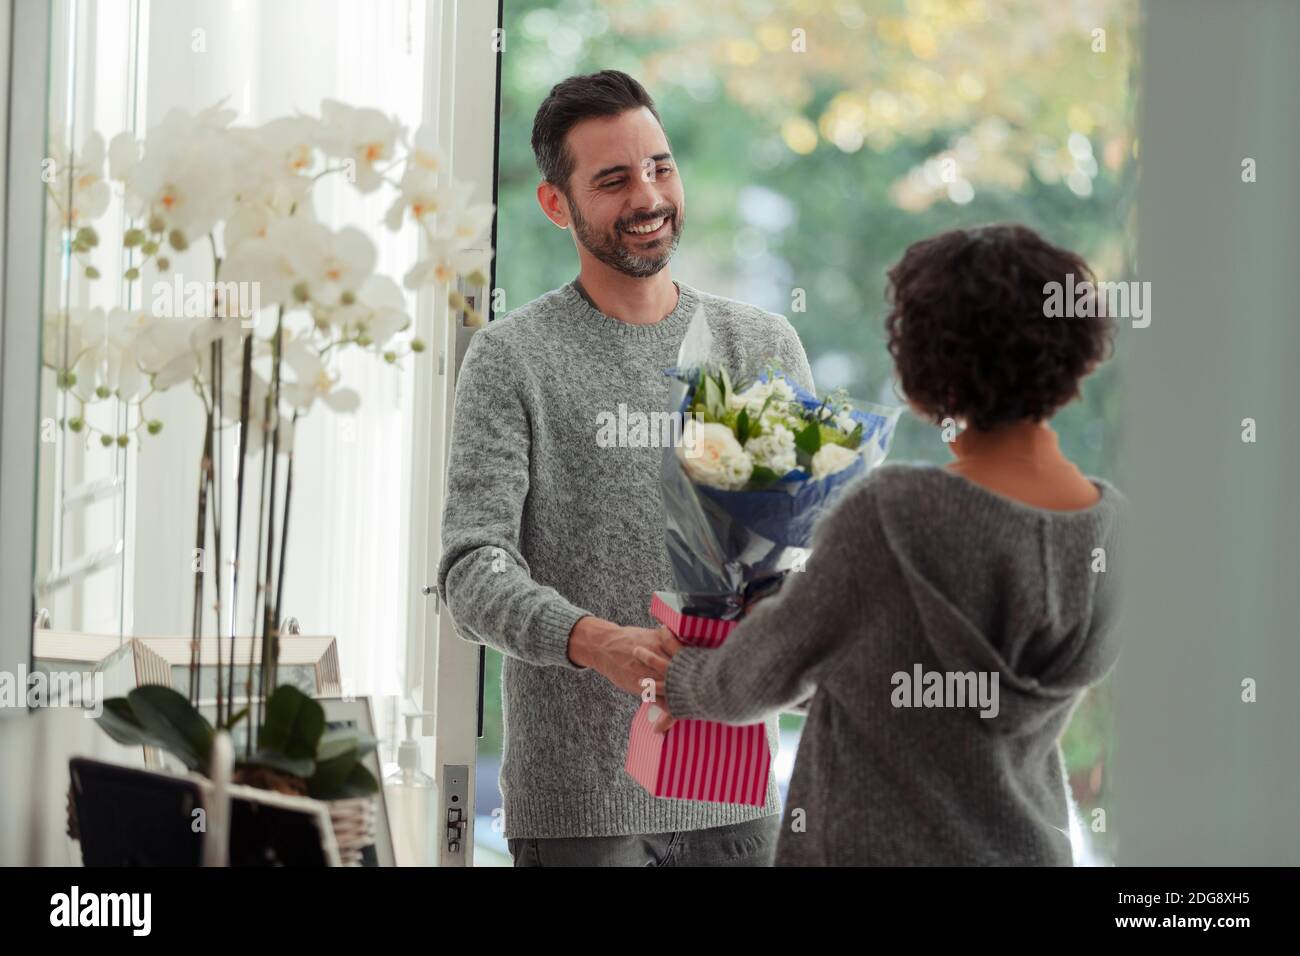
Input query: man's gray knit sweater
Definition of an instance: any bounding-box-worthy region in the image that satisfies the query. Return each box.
[667,463,1125,865]
[436,278,814,840]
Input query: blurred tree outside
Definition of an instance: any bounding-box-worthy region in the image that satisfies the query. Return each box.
[480,0,1136,861]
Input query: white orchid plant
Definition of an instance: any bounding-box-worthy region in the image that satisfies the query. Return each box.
[43,99,493,735]
[44,99,492,447]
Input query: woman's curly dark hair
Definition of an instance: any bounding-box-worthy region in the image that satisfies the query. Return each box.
[884,224,1115,431]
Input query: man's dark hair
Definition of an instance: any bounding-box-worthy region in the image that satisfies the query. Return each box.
[884,224,1115,431]
[530,70,664,193]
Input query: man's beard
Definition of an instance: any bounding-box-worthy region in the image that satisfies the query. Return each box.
[566,194,682,278]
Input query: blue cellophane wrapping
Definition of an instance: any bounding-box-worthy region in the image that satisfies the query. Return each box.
[659,329,900,620]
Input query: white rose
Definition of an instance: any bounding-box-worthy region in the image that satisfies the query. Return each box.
[679,420,753,490]
[744,422,797,475]
[811,443,860,479]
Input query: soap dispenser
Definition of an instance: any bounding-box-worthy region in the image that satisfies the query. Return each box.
[383,713,437,866]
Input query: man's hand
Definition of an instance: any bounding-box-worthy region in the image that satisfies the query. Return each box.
[567,616,680,701]
[632,633,684,733]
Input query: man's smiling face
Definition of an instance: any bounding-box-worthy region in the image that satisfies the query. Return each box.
[554,106,685,278]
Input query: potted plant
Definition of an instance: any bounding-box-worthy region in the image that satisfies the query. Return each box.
[93,683,380,864]
[48,99,492,864]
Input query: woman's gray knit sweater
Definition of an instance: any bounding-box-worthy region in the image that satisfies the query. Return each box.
[666,462,1124,866]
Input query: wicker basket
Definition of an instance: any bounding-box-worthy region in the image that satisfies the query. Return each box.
[326,795,378,866]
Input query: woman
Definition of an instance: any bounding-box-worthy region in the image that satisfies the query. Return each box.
[635,224,1123,865]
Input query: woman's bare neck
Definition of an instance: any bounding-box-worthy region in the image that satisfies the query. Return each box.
[944,420,1101,511]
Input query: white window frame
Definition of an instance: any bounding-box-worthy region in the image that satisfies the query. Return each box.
[403,0,501,866]
[1,0,49,701]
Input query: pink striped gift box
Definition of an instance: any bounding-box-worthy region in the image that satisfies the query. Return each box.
[625,701,771,806]
[624,591,771,805]
[647,591,740,648]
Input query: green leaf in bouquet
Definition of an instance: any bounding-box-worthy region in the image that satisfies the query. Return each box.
[795,420,822,456]
[125,685,215,771]
[736,408,750,444]
[719,364,734,406]
[847,421,864,448]
[793,420,822,472]
[259,685,326,760]
[818,421,857,448]
[702,372,725,420]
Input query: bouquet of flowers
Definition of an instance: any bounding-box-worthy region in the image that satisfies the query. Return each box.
[625,306,899,805]
[661,307,900,617]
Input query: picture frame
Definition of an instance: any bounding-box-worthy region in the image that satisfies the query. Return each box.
[132,634,342,701]
[32,631,340,700]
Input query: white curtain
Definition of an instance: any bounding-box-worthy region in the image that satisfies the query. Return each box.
[127,0,430,699]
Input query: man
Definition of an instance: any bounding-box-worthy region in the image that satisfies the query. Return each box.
[436,70,815,867]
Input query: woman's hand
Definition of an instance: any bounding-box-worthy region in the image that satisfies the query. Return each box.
[633,626,684,733]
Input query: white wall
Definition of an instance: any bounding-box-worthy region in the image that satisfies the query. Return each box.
[1113,0,1300,864]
